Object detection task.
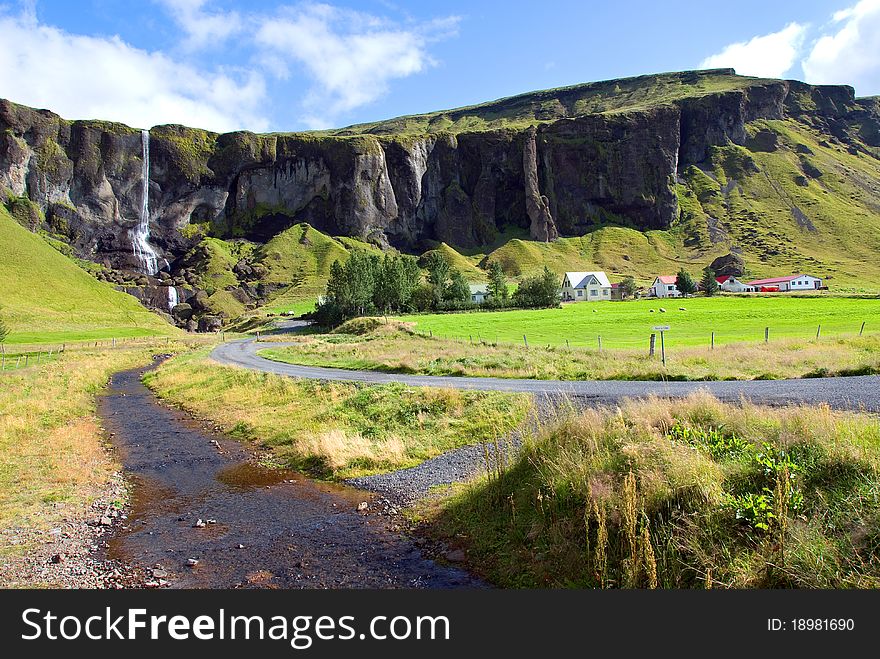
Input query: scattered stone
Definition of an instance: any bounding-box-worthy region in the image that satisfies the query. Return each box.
[193,519,206,528]
[152,568,168,579]
[206,519,217,525]
[357,502,369,512]
[99,516,113,526]
[50,553,66,564]
[186,558,199,567]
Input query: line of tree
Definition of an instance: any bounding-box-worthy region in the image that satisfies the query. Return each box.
[313,252,562,327]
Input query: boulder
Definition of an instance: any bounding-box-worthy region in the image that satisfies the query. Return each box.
[709,252,747,278]
[198,315,223,333]
[171,303,193,321]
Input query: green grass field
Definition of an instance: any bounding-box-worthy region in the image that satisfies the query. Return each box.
[397,296,880,350]
[0,207,177,344]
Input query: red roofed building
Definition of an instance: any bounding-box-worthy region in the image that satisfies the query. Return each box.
[715,275,752,293]
[651,275,681,298]
[745,274,822,292]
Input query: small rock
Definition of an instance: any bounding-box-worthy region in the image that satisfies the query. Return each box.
[237,544,245,549]
[445,549,466,563]
[50,553,66,564]
[357,502,368,512]
[193,519,206,528]
[206,519,217,525]
[186,558,199,567]
[152,568,168,579]
[99,516,113,526]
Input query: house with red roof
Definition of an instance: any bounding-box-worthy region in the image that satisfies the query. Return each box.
[650,275,681,298]
[745,274,822,292]
[715,275,753,293]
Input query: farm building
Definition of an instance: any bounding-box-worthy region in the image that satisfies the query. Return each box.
[562,271,612,302]
[716,275,754,293]
[469,284,490,304]
[746,274,823,292]
[651,275,681,298]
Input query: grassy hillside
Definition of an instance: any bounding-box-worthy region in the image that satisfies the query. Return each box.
[0,207,176,343]
[322,69,766,137]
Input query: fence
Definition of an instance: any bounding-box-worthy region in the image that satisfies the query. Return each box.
[0,333,241,373]
[412,319,876,359]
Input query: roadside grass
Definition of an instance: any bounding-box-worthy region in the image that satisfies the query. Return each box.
[257,323,880,381]
[0,347,158,554]
[145,349,530,480]
[0,206,177,344]
[396,295,880,350]
[420,392,880,588]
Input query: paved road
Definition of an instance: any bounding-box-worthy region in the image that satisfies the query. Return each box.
[211,336,880,413]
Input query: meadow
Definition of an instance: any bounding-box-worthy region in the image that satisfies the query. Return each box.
[396,295,880,350]
[422,392,880,588]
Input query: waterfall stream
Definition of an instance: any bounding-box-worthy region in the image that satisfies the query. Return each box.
[130,129,159,275]
[167,286,179,311]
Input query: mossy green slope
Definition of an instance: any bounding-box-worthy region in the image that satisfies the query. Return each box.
[0,207,176,343]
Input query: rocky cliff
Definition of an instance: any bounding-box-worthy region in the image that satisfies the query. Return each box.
[1,69,878,282]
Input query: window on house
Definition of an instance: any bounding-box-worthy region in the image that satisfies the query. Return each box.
[667,285,675,291]
[577,290,583,297]
[590,290,598,296]
[603,290,609,296]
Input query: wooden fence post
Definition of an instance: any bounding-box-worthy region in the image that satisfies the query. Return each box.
[523,334,529,349]
[711,332,715,350]
[860,322,866,336]
[649,333,656,358]
[765,327,769,343]
[598,336,602,352]
[816,325,821,339]
[565,339,570,349]
[24,355,29,368]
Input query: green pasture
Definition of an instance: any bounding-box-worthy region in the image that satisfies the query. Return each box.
[397,295,880,350]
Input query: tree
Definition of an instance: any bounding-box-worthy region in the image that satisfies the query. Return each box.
[513,266,561,308]
[676,268,697,296]
[700,267,720,297]
[423,252,451,306]
[619,276,638,299]
[375,254,420,313]
[487,261,509,301]
[445,269,471,303]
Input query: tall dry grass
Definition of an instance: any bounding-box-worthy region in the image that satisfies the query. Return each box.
[428,391,880,588]
[0,347,156,542]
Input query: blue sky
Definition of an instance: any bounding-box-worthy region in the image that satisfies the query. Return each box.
[0,0,878,132]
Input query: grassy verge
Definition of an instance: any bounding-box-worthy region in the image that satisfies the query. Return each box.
[257,322,880,381]
[421,392,880,588]
[0,346,158,553]
[144,349,530,479]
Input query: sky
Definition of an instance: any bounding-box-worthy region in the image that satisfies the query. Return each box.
[0,0,877,133]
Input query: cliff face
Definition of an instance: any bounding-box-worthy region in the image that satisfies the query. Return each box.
[1,72,877,275]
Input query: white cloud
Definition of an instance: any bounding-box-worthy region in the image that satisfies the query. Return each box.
[0,10,269,132]
[154,0,242,50]
[700,22,808,78]
[802,0,880,94]
[255,3,460,128]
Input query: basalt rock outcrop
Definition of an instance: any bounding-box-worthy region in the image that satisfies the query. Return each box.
[1,69,878,279]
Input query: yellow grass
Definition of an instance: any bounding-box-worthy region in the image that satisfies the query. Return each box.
[0,347,156,543]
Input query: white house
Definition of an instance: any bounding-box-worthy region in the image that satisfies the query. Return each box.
[651,275,681,298]
[469,284,490,304]
[746,274,823,292]
[715,275,754,293]
[562,271,612,302]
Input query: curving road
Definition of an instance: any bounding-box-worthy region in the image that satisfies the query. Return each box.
[211,336,880,413]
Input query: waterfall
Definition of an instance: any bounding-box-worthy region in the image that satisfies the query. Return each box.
[167,286,179,311]
[130,129,159,275]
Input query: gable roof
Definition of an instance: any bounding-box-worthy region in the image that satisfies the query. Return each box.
[716,275,733,284]
[469,284,489,294]
[655,275,677,285]
[564,271,611,288]
[746,274,817,286]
